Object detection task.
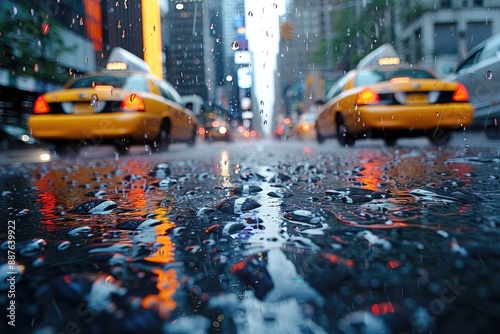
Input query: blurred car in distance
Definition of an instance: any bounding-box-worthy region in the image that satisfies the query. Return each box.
[201,118,232,142]
[0,124,40,150]
[272,117,292,140]
[444,32,500,138]
[316,44,474,146]
[198,104,232,142]
[288,113,317,140]
[28,47,198,155]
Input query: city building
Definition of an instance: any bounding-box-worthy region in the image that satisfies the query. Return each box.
[276,0,344,123]
[0,0,96,128]
[274,0,500,127]
[164,0,224,103]
[398,0,500,76]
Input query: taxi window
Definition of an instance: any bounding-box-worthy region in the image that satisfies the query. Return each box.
[456,48,483,74]
[326,75,349,100]
[68,75,149,92]
[479,35,500,61]
[355,68,434,86]
[155,79,184,105]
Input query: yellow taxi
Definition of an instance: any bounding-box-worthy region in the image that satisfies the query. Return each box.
[316,44,474,146]
[288,113,317,140]
[28,48,198,155]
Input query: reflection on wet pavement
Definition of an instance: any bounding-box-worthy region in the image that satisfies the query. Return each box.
[1,141,500,333]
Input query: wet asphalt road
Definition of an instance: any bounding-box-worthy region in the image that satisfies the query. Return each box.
[1,131,500,334]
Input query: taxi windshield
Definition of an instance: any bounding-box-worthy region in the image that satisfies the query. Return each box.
[355,68,435,87]
[67,74,149,92]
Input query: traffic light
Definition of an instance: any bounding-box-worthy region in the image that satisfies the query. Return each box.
[280,23,295,41]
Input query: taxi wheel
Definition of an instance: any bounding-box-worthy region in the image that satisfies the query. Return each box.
[428,128,450,146]
[384,135,397,147]
[152,119,170,152]
[485,125,500,139]
[187,125,197,147]
[54,141,80,157]
[316,122,325,144]
[336,115,355,146]
[114,143,129,155]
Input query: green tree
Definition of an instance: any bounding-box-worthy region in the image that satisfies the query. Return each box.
[314,0,405,71]
[0,1,76,86]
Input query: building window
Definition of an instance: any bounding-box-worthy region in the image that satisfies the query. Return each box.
[440,0,452,8]
[473,0,483,7]
[434,23,458,55]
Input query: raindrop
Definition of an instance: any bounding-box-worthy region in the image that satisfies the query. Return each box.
[10,6,17,16]
[57,241,71,251]
[273,3,278,9]
[248,11,253,17]
[79,17,84,25]
[41,22,50,36]
[260,100,264,106]
[33,64,39,73]
[130,93,136,102]
[354,104,358,110]
[211,23,215,29]
[118,20,121,28]
[231,41,239,50]
[92,80,96,88]
[436,112,439,117]
[486,69,493,80]
[260,110,264,114]
[264,120,268,125]
[122,30,126,38]
[90,94,98,106]
[85,56,88,63]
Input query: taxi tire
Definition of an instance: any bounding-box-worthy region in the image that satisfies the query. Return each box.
[428,128,450,146]
[54,141,80,157]
[384,136,398,147]
[114,143,129,155]
[187,124,197,147]
[152,119,170,152]
[316,121,325,144]
[336,115,355,147]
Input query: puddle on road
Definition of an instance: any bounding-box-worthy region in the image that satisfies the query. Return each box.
[1,145,500,333]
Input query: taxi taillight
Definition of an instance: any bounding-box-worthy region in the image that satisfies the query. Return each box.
[33,96,50,114]
[356,88,380,105]
[452,83,469,102]
[121,94,145,111]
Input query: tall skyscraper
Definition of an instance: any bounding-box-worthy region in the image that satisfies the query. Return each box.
[164,0,223,102]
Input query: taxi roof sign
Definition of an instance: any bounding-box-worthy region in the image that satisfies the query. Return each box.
[357,43,400,69]
[378,57,400,66]
[105,62,128,71]
[105,47,151,73]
